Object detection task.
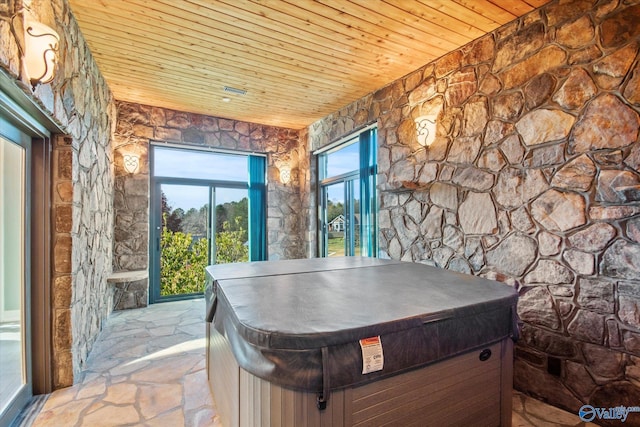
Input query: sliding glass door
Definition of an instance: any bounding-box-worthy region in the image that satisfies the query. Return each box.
[0,133,30,425]
[150,145,265,303]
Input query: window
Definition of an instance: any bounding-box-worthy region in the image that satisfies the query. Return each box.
[317,126,377,257]
[150,145,266,302]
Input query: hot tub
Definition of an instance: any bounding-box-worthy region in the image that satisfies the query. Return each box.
[205,257,518,426]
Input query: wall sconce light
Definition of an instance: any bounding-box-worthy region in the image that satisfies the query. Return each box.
[24,18,59,89]
[10,10,60,90]
[280,166,291,185]
[123,154,140,174]
[414,115,438,148]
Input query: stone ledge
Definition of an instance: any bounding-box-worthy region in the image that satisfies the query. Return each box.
[107,270,148,284]
[108,270,149,311]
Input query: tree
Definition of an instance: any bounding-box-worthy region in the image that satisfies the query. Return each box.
[216,217,248,264]
[159,194,250,295]
[182,206,208,237]
[160,214,209,296]
[167,208,185,232]
[161,191,183,232]
[160,214,249,295]
[215,197,248,233]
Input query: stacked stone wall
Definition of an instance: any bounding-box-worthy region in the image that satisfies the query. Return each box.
[309,0,640,418]
[51,134,74,388]
[51,0,116,385]
[113,101,308,274]
[1,0,115,386]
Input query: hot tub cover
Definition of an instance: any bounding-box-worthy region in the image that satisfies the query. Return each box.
[205,258,518,395]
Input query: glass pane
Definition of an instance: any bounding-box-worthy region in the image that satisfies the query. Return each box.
[320,141,359,180]
[325,182,345,257]
[0,137,25,415]
[215,188,249,264]
[154,147,248,182]
[160,184,210,297]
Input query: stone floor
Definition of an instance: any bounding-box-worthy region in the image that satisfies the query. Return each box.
[31,299,219,427]
[29,298,595,427]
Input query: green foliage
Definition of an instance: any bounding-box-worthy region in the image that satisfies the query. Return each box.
[160,214,248,296]
[160,217,209,296]
[216,198,248,233]
[159,189,250,296]
[216,217,248,264]
[327,236,345,257]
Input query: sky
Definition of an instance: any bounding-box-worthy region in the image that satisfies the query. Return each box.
[155,147,249,209]
[322,141,360,203]
[154,141,361,209]
[162,184,246,211]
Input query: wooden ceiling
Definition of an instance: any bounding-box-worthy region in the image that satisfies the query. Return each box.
[68,0,550,129]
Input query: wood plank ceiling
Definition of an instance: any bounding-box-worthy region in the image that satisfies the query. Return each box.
[68,0,551,129]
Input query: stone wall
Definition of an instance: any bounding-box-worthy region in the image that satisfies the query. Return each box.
[309,0,640,418]
[299,127,316,258]
[113,101,308,284]
[51,134,74,387]
[0,0,115,386]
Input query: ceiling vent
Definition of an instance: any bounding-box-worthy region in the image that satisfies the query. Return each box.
[224,86,247,95]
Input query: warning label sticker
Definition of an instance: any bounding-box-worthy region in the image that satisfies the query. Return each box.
[360,336,384,374]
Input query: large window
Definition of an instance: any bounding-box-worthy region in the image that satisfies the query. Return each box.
[318,126,377,257]
[150,145,266,302]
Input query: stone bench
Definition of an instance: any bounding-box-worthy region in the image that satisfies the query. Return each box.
[107,270,148,311]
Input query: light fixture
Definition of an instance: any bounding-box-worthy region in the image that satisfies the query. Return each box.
[123,154,140,174]
[22,15,60,90]
[414,114,438,148]
[280,166,291,185]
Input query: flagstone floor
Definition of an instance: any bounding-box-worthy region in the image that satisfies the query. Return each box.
[28,298,595,427]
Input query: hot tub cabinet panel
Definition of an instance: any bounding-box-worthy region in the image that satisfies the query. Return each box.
[208,326,513,427]
[205,258,517,427]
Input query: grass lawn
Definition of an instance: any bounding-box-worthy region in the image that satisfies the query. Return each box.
[327,237,345,256]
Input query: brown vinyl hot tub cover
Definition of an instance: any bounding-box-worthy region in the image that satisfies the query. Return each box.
[205,258,518,394]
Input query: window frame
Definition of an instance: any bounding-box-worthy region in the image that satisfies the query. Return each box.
[316,125,378,258]
[148,143,267,303]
